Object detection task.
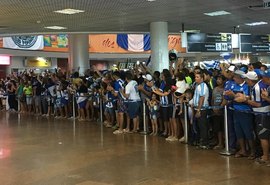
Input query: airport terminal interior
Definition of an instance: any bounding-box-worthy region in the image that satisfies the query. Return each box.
[1,0,270,185]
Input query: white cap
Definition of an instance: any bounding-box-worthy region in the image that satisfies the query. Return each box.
[228,65,235,72]
[142,74,153,81]
[242,71,258,80]
[234,70,245,76]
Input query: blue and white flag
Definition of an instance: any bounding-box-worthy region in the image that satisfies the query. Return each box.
[3,35,44,50]
[203,60,220,70]
[117,34,151,52]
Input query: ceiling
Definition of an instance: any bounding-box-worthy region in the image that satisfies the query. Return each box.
[0,0,269,36]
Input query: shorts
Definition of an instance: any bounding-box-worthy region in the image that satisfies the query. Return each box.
[212,115,224,133]
[127,101,139,119]
[55,98,62,108]
[234,111,254,140]
[34,96,41,107]
[61,98,69,106]
[161,106,173,122]
[78,100,87,109]
[256,115,270,140]
[117,99,127,113]
[172,105,183,119]
[26,95,33,105]
[105,107,114,115]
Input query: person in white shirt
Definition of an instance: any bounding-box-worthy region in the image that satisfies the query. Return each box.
[121,72,141,133]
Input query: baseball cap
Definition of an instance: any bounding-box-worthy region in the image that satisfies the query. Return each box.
[234,70,245,76]
[242,71,258,80]
[228,65,235,72]
[142,74,153,81]
[261,70,270,78]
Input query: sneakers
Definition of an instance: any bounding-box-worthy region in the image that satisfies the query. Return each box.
[113,130,123,135]
[165,136,173,141]
[197,145,210,150]
[179,137,185,142]
[166,136,178,142]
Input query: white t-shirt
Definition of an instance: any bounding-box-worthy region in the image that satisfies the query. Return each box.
[125,80,141,101]
[176,80,189,94]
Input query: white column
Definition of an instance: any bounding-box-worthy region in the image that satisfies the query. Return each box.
[68,34,89,75]
[150,22,169,72]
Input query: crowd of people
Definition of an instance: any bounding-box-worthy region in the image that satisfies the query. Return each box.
[0,58,270,167]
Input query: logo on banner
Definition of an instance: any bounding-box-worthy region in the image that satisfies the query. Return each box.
[11,36,38,49]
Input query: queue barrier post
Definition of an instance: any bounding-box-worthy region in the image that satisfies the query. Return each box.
[184,102,188,144]
[72,94,76,120]
[140,100,148,135]
[99,96,103,124]
[220,105,233,156]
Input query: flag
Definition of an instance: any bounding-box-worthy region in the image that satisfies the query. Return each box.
[3,35,44,50]
[117,34,151,52]
[203,60,220,70]
[146,55,151,66]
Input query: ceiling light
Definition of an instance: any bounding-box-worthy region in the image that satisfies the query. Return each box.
[204,10,231,16]
[245,21,268,26]
[54,8,85,15]
[147,0,156,2]
[44,26,67,30]
[184,30,200,33]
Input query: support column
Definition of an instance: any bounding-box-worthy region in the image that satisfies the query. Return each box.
[150,22,169,72]
[68,34,89,75]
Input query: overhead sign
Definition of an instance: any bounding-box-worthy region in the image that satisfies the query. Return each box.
[118,62,136,70]
[240,34,270,53]
[187,33,232,52]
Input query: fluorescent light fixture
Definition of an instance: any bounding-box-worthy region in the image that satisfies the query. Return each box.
[147,0,156,2]
[44,26,67,30]
[185,30,200,33]
[204,10,231,16]
[245,21,268,26]
[54,8,85,15]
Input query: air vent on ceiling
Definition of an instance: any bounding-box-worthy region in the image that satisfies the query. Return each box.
[0,26,8,30]
[248,4,264,10]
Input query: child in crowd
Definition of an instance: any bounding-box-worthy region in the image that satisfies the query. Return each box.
[103,83,114,127]
[181,89,196,145]
[147,93,159,136]
[211,75,225,149]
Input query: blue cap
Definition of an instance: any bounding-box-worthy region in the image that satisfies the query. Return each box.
[261,69,270,78]
[261,70,270,78]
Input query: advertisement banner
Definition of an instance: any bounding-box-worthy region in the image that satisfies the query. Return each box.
[0,34,185,53]
[3,35,44,50]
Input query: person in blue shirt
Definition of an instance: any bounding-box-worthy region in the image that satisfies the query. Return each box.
[221,64,237,153]
[241,71,270,161]
[226,70,254,158]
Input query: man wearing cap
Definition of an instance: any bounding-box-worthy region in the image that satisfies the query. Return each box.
[225,70,254,158]
[256,70,270,165]
[138,74,153,131]
[222,64,237,153]
[240,71,269,160]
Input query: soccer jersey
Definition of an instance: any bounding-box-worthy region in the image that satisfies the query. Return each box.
[193,82,209,108]
[251,80,270,113]
[232,81,251,111]
[125,80,140,101]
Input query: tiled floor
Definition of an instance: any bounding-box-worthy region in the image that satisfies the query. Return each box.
[0,112,269,185]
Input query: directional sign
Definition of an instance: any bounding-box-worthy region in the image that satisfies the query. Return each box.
[240,34,270,53]
[187,33,232,52]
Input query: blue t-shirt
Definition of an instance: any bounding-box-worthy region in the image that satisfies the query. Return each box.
[114,79,125,100]
[232,82,251,111]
